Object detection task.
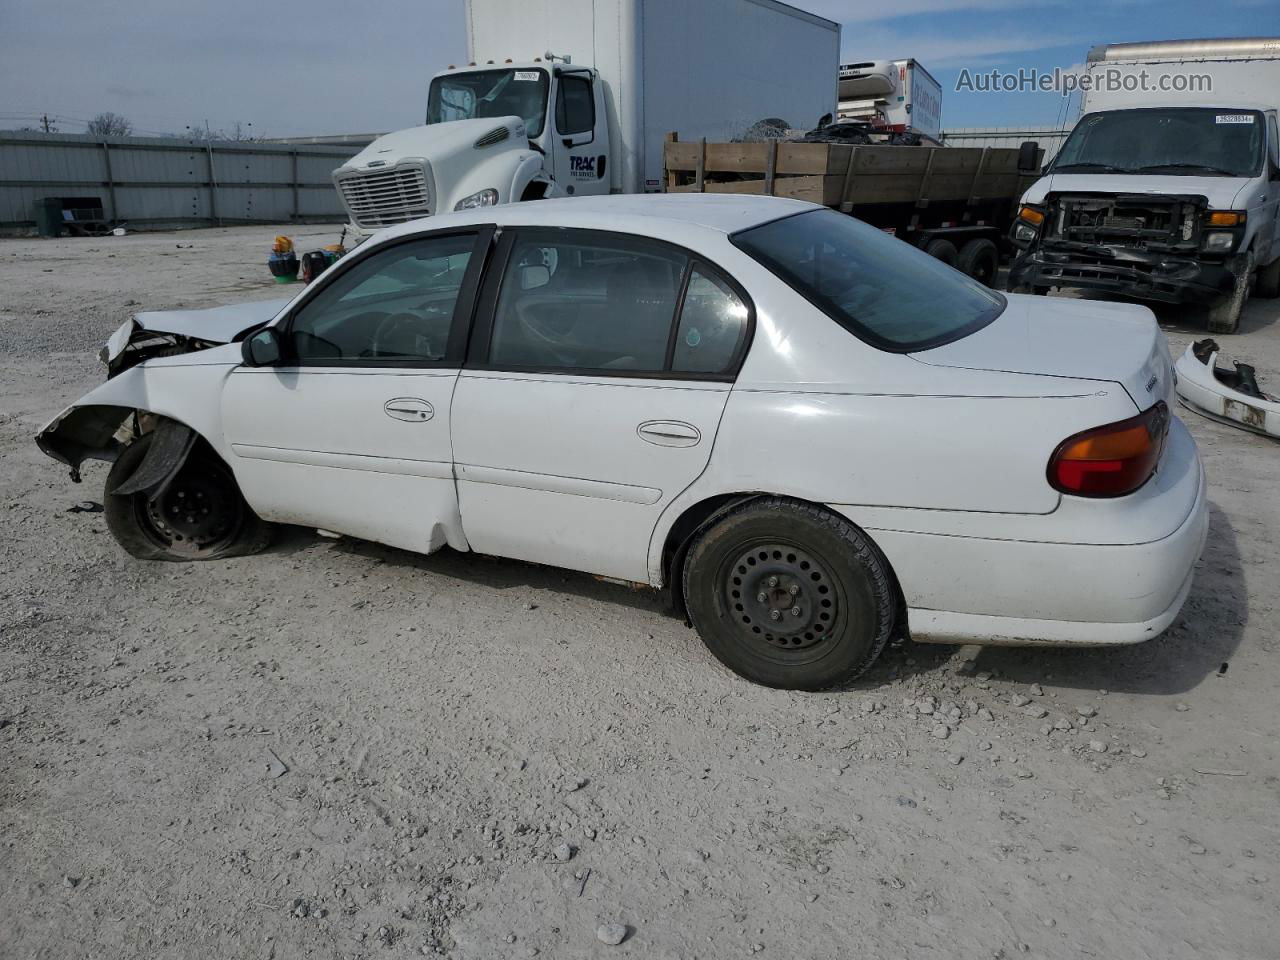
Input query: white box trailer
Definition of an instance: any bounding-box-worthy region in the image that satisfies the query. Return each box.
[837,58,942,144]
[466,0,839,193]
[334,0,839,237]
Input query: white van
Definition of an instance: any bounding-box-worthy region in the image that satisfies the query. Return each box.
[1010,38,1280,332]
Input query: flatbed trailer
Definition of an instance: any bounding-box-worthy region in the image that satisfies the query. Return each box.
[663,135,1042,284]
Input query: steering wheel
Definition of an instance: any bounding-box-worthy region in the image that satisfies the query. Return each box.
[370,312,434,359]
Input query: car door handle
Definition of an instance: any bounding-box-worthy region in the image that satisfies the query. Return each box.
[384,398,434,422]
[637,420,700,447]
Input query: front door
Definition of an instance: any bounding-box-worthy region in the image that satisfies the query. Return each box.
[551,70,610,198]
[451,227,754,582]
[220,228,490,553]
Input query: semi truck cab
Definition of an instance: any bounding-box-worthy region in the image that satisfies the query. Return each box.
[334,60,612,239]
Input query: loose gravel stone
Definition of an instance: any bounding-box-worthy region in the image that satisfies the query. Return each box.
[596,923,628,946]
[931,724,950,740]
[1011,694,1030,707]
[1077,705,1097,718]
[1089,740,1107,753]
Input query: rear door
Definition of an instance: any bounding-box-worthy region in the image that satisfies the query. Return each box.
[220,228,490,553]
[451,227,753,582]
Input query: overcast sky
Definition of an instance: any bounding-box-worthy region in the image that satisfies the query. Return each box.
[0,0,1272,137]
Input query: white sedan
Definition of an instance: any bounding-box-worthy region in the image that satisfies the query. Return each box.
[37,195,1209,690]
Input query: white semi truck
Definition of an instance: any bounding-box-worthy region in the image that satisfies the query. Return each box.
[333,0,839,240]
[1010,37,1280,332]
[836,59,942,144]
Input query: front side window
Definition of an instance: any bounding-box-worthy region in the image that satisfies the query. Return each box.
[426,69,550,138]
[556,74,595,136]
[488,232,686,372]
[1052,108,1265,178]
[733,209,1004,352]
[287,234,476,363]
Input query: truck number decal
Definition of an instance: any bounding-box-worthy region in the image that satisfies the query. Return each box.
[1215,114,1254,124]
[513,71,540,81]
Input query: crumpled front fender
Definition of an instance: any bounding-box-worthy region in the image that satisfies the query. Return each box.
[36,344,241,479]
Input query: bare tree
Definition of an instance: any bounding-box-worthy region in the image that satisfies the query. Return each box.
[182,121,255,142]
[87,112,133,137]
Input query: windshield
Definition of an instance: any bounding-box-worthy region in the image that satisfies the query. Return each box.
[426,68,550,138]
[733,209,1005,352]
[1052,108,1265,178]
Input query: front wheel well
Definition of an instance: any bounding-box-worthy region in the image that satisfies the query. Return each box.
[660,493,907,633]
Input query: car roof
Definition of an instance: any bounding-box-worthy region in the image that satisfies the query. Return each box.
[378,194,817,245]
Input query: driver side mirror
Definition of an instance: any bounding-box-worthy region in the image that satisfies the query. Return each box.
[1017,140,1041,174]
[241,327,283,367]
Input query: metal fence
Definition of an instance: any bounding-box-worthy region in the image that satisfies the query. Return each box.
[942,126,1074,164]
[0,131,361,231]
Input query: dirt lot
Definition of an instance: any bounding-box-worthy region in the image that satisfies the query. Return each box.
[2,225,1277,960]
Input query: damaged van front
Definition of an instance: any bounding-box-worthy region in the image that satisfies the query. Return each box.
[1009,105,1280,332]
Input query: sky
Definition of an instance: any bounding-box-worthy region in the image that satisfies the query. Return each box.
[0,0,1273,138]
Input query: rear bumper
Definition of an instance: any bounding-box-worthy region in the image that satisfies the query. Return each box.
[830,418,1209,646]
[1009,245,1233,304]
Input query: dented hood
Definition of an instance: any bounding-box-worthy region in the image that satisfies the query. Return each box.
[106,298,290,363]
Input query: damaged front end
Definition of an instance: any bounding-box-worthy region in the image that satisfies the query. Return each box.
[1010,193,1236,303]
[36,298,289,480]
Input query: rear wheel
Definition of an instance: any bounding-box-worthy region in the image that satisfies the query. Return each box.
[1207,248,1254,334]
[104,433,273,561]
[923,238,958,266]
[956,238,1000,286]
[682,499,895,690]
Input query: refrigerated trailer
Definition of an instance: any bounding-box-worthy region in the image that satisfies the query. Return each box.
[333,0,839,237]
[837,58,942,144]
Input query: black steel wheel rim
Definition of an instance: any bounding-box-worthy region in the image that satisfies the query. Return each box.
[134,460,244,556]
[720,540,843,661]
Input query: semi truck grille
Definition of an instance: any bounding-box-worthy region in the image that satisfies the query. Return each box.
[335,163,431,230]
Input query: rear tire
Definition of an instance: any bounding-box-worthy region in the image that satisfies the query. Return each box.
[104,433,273,561]
[682,498,895,690]
[923,238,958,266]
[1207,249,1254,334]
[1255,254,1280,299]
[956,238,1000,287]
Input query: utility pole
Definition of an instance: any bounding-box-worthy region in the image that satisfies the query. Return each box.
[41,113,52,133]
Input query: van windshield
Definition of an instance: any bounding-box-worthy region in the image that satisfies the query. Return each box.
[426,68,550,138]
[1052,108,1265,178]
[732,209,1005,352]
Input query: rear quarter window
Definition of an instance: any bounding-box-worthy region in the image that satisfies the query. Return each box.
[732,209,1005,352]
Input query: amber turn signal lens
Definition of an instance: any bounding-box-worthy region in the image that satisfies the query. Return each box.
[1017,205,1045,226]
[1207,211,1245,227]
[1048,402,1169,498]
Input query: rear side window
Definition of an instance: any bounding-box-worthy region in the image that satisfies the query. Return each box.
[673,268,749,373]
[489,232,685,372]
[732,209,1004,352]
[480,229,752,377]
[556,75,595,136]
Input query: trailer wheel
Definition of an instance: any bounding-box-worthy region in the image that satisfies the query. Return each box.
[956,238,999,287]
[923,238,957,265]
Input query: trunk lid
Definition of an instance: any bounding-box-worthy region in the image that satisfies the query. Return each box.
[912,294,1173,410]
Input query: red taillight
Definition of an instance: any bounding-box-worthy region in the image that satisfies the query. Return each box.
[1048,402,1169,498]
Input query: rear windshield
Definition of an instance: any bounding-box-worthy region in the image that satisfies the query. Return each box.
[732,209,1004,352]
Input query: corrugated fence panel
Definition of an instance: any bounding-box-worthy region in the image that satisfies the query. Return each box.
[0,131,360,229]
[941,126,1074,164]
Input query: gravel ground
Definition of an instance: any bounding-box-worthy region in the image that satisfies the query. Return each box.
[2,225,1278,960]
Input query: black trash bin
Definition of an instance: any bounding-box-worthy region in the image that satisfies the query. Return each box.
[34,197,64,237]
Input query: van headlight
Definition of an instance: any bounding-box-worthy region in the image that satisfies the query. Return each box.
[1014,222,1038,244]
[1203,231,1236,253]
[454,189,499,210]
